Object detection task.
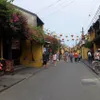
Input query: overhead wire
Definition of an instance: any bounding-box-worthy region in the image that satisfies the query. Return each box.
[85,5,100,32]
[37,0,63,14]
[41,0,75,18]
[84,0,100,33]
[83,0,96,28]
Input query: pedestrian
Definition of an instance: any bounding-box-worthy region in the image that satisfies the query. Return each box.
[64,51,69,62]
[45,45,50,62]
[74,52,78,62]
[0,61,3,70]
[59,53,62,61]
[78,53,81,62]
[56,52,59,62]
[94,48,100,61]
[53,52,57,66]
[69,52,74,63]
[87,50,92,64]
[43,52,48,68]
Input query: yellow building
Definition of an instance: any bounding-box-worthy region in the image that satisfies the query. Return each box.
[16,5,44,68]
[20,40,43,67]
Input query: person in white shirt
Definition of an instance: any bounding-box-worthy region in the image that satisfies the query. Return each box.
[87,50,92,64]
[94,49,100,61]
[53,52,57,66]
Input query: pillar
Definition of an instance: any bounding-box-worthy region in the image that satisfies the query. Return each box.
[0,38,3,60]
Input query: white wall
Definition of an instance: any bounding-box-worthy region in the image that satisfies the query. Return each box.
[16,8,37,27]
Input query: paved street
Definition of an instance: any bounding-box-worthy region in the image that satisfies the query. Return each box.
[0,61,100,100]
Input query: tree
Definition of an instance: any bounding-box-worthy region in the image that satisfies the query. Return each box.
[0,0,14,37]
[44,35,60,53]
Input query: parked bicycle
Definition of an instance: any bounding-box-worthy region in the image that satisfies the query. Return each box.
[92,60,100,74]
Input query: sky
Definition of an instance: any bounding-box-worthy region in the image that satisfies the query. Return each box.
[13,0,100,47]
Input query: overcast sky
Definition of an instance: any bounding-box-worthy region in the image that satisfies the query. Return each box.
[13,0,100,46]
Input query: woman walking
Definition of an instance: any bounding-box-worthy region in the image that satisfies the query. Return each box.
[53,52,57,66]
[74,52,78,62]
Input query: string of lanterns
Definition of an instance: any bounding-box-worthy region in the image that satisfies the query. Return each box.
[46,30,80,43]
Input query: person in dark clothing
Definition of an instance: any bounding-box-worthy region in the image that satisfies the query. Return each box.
[69,52,74,62]
[45,47,50,62]
[43,52,48,68]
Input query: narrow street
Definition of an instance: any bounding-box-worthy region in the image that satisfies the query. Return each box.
[0,61,100,100]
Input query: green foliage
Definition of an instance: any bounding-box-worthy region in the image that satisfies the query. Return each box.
[0,0,44,44]
[0,0,15,37]
[84,41,93,48]
[0,0,14,19]
[51,43,59,53]
[26,26,45,44]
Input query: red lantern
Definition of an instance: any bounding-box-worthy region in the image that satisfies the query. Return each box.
[60,34,62,37]
[71,34,74,37]
[76,39,78,41]
[62,38,64,40]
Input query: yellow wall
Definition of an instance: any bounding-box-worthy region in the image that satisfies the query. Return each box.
[61,49,64,54]
[94,43,97,52]
[20,40,43,67]
[81,46,89,59]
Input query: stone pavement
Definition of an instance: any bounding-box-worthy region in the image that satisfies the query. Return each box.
[0,61,100,100]
[0,67,43,92]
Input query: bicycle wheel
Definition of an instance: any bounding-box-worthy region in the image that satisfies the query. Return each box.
[93,62,100,74]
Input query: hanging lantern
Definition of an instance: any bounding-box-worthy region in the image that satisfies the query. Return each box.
[66,35,68,38]
[60,34,62,37]
[57,37,60,40]
[72,38,74,41]
[62,38,64,41]
[76,39,78,41]
[71,34,74,37]
[77,36,79,38]
[53,33,56,37]
[48,33,50,35]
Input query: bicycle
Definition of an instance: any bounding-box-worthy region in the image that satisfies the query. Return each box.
[92,60,100,74]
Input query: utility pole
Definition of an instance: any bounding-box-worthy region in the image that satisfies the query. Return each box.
[81,27,85,59]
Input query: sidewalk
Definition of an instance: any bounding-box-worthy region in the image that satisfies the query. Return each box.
[0,67,43,93]
[81,59,99,75]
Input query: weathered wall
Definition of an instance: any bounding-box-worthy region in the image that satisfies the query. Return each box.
[81,46,89,59]
[89,31,95,41]
[20,40,43,67]
[16,8,37,27]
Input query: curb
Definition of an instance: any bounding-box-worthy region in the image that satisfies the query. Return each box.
[0,78,25,93]
[81,60,99,75]
[0,68,43,93]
